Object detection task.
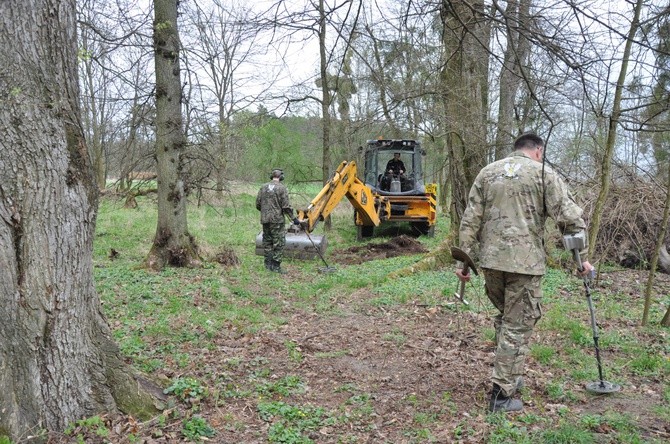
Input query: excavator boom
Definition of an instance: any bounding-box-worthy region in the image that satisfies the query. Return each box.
[297,160,380,231]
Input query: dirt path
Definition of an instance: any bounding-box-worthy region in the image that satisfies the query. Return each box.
[59,236,669,443]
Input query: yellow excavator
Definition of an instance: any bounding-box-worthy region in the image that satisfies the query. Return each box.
[255,139,437,259]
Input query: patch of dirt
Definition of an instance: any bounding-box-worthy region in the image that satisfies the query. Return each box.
[330,234,428,264]
[49,255,670,443]
[151,271,669,443]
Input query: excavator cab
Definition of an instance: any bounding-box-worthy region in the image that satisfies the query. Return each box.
[363,139,427,196]
[355,139,437,239]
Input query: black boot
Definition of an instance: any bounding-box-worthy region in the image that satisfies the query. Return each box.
[489,384,523,413]
[264,257,273,271]
[271,260,287,274]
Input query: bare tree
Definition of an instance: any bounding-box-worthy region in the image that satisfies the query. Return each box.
[146,0,200,269]
[181,0,265,195]
[492,0,532,159]
[77,0,156,191]
[587,0,645,260]
[0,0,161,439]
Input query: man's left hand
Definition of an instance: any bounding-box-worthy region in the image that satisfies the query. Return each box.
[579,261,594,278]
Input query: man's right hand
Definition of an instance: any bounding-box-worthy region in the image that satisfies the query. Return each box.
[455,269,471,283]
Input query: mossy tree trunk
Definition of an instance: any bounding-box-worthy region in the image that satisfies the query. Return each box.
[0,0,162,440]
[147,0,200,270]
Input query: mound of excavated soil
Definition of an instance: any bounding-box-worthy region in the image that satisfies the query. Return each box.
[330,235,428,264]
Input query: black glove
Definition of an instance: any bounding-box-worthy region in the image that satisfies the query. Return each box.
[293,217,300,225]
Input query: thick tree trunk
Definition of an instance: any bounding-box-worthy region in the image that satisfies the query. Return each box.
[147,0,200,270]
[493,0,530,160]
[440,0,491,235]
[0,0,161,440]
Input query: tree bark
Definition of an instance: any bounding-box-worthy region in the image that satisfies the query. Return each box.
[493,0,530,160]
[147,0,200,270]
[440,0,491,236]
[0,0,162,440]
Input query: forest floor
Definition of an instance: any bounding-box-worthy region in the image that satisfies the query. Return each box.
[54,233,670,444]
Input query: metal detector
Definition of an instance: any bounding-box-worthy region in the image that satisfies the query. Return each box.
[304,230,337,273]
[563,233,621,394]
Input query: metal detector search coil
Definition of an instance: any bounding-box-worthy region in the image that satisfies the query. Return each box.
[563,232,622,395]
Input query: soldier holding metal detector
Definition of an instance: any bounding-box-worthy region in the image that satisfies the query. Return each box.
[454,133,593,413]
[256,168,300,274]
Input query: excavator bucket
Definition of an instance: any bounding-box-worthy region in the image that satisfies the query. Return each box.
[255,227,328,260]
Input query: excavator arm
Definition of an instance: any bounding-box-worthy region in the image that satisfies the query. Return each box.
[296,160,381,232]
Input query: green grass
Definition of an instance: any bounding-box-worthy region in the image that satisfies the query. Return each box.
[91,192,670,443]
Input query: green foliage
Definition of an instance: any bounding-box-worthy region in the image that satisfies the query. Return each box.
[255,375,305,397]
[630,352,664,376]
[402,427,434,441]
[579,414,603,430]
[237,115,320,183]
[372,269,462,306]
[91,192,670,442]
[182,415,216,441]
[382,328,407,345]
[413,411,438,425]
[545,381,566,400]
[530,344,556,365]
[258,401,329,443]
[164,377,208,404]
[285,340,303,363]
[64,416,110,441]
[486,414,533,444]
[539,421,594,443]
[341,393,375,423]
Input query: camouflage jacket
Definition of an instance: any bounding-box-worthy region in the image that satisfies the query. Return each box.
[256,180,292,224]
[459,150,587,275]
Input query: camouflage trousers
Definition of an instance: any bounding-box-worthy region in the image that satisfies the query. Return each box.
[483,268,543,397]
[261,223,286,263]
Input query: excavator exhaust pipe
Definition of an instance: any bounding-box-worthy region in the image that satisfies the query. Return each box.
[255,226,328,260]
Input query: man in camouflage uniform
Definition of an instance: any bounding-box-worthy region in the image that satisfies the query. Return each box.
[455,133,593,413]
[256,169,299,274]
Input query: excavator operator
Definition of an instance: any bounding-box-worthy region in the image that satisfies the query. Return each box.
[381,152,407,191]
[386,152,406,175]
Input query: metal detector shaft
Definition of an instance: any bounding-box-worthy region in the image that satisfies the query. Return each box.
[304,229,335,272]
[574,248,606,386]
[564,232,621,394]
[585,288,606,386]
